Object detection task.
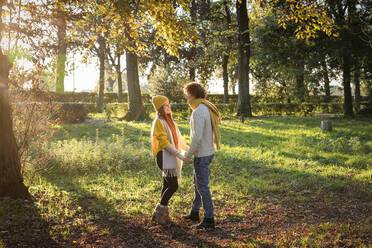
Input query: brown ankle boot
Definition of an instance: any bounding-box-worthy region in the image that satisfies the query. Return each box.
[163,205,172,223]
[152,203,169,225]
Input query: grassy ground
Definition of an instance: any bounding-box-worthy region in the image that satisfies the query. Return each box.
[1,116,371,247]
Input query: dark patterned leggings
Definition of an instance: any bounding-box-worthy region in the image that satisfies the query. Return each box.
[156,151,179,206]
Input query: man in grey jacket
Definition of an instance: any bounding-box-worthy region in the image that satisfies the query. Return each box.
[183,82,220,230]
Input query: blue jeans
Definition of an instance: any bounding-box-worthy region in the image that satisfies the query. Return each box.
[191,154,214,219]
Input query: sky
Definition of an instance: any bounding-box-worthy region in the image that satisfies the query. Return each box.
[63,52,227,94]
[19,51,339,95]
[64,55,99,92]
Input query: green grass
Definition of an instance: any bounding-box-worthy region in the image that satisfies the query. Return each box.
[1,116,371,247]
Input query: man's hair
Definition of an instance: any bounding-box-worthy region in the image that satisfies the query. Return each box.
[184,82,207,99]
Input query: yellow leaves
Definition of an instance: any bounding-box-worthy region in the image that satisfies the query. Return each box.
[71,0,196,58]
[97,5,108,16]
[275,0,337,41]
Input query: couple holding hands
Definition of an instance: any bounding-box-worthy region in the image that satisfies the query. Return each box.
[150,82,221,230]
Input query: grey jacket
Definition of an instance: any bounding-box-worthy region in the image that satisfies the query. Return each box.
[186,103,215,159]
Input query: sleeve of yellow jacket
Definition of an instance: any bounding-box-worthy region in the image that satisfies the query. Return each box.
[152,119,171,156]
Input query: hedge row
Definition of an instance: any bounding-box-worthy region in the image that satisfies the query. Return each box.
[52,102,96,123]
[11,89,350,104]
[105,102,350,121]
[251,102,345,116]
[10,90,153,104]
[15,100,369,124]
[13,102,95,124]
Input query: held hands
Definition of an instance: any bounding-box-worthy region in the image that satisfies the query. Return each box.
[184,157,191,165]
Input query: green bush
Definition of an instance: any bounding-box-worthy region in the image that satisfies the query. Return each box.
[316,103,343,114]
[148,66,188,103]
[300,103,316,116]
[305,95,342,103]
[251,102,344,116]
[104,103,129,120]
[11,90,153,104]
[252,103,297,115]
[206,94,239,104]
[215,104,237,117]
[24,94,344,121]
[52,102,95,124]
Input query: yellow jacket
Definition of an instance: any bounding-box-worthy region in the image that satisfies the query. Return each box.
[151,118,188,156]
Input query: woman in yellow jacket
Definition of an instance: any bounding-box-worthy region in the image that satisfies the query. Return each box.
[150,95,189,224]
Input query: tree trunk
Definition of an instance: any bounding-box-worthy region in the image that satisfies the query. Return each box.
[189,0,197,82]
[223,0,231,104]
[0,2,30,199]
[189,67,196,81]
[232,81,236,95]
[55,5,67,93]
[222,54,229,104]
[116,53,123,103]
[354,61,361,112]
[236,0,252,117]
[295,55,305,103]
[0,53,30,198]
[343,54,354,117]
[122,50,142,121]
[97,35,105,112]
[321,120,332,131]
[321,58,331,102]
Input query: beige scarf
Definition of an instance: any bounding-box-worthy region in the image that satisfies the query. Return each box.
[189,98,221,150]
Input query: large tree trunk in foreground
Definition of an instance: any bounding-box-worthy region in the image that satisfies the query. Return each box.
[122,50,142,121]
[343,54,354,117]
[236,0,252,117]
[0,53,30,199]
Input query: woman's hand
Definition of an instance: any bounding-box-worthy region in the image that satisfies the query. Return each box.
[184,157,191,165]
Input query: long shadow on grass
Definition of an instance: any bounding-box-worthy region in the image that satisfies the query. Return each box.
[244,116,322,130]
[39,172,265,248]
[279,150,371,170]
[207,152,371,245]
[40,173,166,247]
[0,197,62,248]
[223,130,286,148]
[212,152,372,219]
[249,116,372,138]
[53,121,290,154]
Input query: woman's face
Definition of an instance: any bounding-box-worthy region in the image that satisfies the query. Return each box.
[163,101,171,114]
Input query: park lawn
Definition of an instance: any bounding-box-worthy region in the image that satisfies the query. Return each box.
[0,116,371,247]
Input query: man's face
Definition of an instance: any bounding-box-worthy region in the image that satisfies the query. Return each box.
[185,92,195,105]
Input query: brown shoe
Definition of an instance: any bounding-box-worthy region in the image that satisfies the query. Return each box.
[152,203,170,225]
[182,210,200,222]
[163,205,172,223]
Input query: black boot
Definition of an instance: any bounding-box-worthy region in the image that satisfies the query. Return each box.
[196,218,215,229]
[182,210,200,222]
